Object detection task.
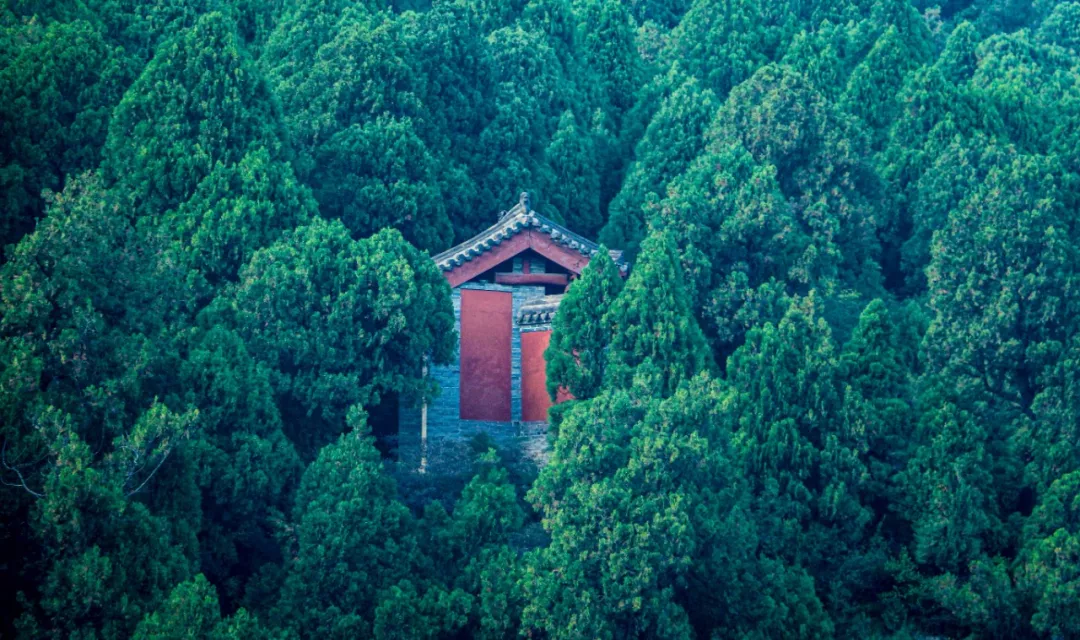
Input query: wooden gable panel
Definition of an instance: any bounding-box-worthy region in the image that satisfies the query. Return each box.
[444,231,593,288]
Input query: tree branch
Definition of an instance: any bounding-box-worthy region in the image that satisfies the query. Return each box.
[125,447,171,497]
[1,439,44,499]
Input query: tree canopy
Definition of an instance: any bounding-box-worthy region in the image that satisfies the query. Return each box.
[4,0,1080,637]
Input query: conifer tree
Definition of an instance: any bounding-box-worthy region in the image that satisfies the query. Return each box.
[1018,470,1080,637]
[708,63,882,290]
[102,12,285,216]
[277,419,418,638]
[543,110,603,236]
[522,389,698,640]
[176,326,302,604]
[577,0,640,116]
[223,219,455,456]
[311,115,453,252]
[899,381,1004,571]
[665,0,788,98]
[174,147,316,283]
[600,76,720,260]
[545,246,624,401]
[658,140,807,360]
[842,26,929,145]
[838,299,914,531]
[134,574,271,640]
[924,153,1078,422]
[726,294,872,619]
[604,231,711,397]
[0,18,133,245]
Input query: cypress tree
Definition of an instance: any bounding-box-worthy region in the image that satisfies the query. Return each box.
[838,299,914,528]
[102,12,285,217]
[311,115,453,253]
[604,231,711,397]
[543,110,603,237]
[600,75,720,261]
[726,294,872,620]
[545,245,624,401]
[657,140,807,360]
[222,219,456,456]
[277,421,417,638]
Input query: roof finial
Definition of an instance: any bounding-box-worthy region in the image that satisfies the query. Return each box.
[519,191,530,211]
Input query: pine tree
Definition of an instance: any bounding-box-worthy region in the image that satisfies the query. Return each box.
[842,26,930,145]
[175,326,302,605]
[665,0,789,98]
[899,380,1004,570]
[924,153,1078,423]
[173,147,316,283]
[577,0,640,116]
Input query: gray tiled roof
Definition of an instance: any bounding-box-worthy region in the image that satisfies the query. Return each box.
[518,294,564,326]
[431,192,628,274]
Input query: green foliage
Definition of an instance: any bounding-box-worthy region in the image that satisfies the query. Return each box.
[924,152,1078,420]
[134,574,273,640]
[708,63,883,290]
[312,115,452,251]
[843,26,931,143]
[223,219,455,455]
[103,11,285,216]
[666,0,790,97]
[839,299,915,525]
[0,18,133,245]
[543,110,603,236]
[1018,471,1080,637]
[277,425,418,638]
[601,76,720,260]
[657,140,806,360]
[7,0,1080,637]
[172,147,316,283]
[604,231,711,396]
[545,247,624,400]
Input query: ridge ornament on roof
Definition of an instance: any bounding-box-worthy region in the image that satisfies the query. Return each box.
[432,192,628,287]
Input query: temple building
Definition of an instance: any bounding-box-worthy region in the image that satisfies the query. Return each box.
[397,193,626,455]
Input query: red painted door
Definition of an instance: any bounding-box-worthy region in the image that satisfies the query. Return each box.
[459,289,512,421]
[521,330,553,422]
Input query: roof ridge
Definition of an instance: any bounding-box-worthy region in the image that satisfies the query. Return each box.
[431,195,627,274]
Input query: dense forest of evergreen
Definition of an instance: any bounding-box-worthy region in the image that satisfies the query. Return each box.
[3,0,1080,637]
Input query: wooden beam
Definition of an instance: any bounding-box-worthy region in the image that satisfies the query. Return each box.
[494,272,569,286]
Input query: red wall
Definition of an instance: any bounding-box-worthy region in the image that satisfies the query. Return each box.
[521,330,553,422]
[460,289,512,421]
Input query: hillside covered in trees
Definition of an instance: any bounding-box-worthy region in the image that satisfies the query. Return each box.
[3,0,1080,637]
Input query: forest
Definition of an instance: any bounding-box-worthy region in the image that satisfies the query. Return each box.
[2,0,1080,637]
